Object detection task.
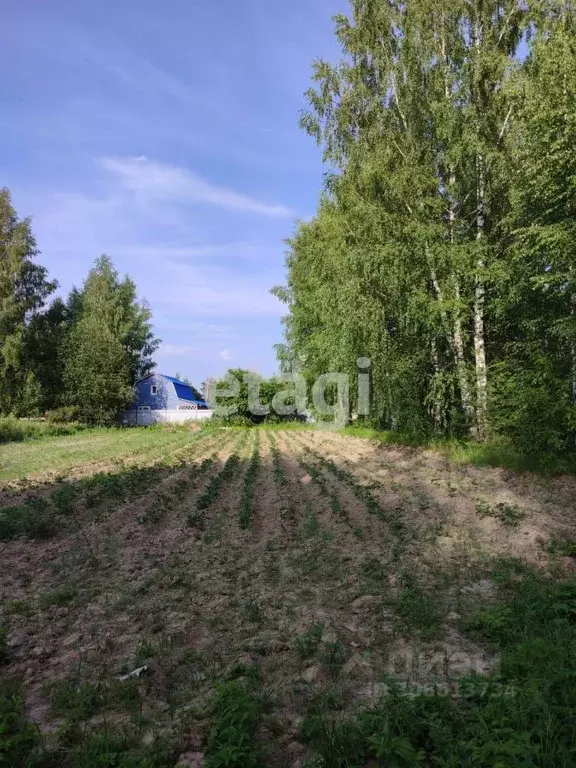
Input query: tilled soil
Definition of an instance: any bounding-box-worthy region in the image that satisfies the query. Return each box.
[1,426,575,761]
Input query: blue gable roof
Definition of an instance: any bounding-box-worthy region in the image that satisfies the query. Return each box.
[134,374,208,409]
[173,381,203,403]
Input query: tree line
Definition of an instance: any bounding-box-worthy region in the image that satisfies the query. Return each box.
[274,0,576,455]
[0,188,159,423]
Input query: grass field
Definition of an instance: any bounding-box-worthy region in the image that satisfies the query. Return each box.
[1,425,576,767]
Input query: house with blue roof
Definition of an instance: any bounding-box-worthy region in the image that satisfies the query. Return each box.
[123,373,212,425]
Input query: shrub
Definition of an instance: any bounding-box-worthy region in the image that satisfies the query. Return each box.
[0,416,85,444]
[45,406,82,424]
[0,499,58,540]
[0,417,39,444]
[0,687,41,767]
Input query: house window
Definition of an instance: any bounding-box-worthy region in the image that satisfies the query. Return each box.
[151,385,158,395]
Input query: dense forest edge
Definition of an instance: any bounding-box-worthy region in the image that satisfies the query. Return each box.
[272,0,576,464]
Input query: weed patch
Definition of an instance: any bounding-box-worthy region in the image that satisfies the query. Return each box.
[476,501,526,528]
[0,687,41,767]
[204,676,263,768]
[303,562,576,767]
[295,624,324,659]
[239,437,260,530]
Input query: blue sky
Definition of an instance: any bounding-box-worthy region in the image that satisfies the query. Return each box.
[1,0,345,386]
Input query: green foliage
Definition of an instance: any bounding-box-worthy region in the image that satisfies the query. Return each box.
[1,189,159,422]
[196,453,241,512]
[211,368,305,425]
[295,623,324,659]
[0,416,85,444]
[489,353,574,456]
[476,501,525,528]
[63,256,159,425]
[38,584,77,608]
[389,582,442,640]
[45,406,82,424]
[546,535,576,559]
[276,0,576,458]
[0,498,57,540]
[302,566,576,767]
[0,688,41,767]
[204,677,263,768]
[0,188,57,417]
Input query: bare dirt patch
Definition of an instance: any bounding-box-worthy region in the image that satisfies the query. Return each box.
[2,426,575,761]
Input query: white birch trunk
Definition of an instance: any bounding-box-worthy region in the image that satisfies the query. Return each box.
[474,157,488,442]
[440,27,475,429]
[429,265,474,423]
[473,12,488,442]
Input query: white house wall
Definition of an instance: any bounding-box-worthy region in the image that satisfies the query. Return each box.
[121,409,213,426]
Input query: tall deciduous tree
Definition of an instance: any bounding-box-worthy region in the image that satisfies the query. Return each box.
[63,255,160,423]
[25,297,70,413]
[276,0,576,452]
[0,188,56,415]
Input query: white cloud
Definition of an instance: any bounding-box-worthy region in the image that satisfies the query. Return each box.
[219,349,233,361]
[101,156,292,218]
[145,258,284,318]
[159,343,197,357]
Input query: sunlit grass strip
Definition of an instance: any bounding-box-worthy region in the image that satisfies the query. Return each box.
[341,425,576,475]
[0,425,202,482]
[286,434,347,522]
[194,430,248,513]
[239,436,261,530]
[296,437,406,540]
[0,430,233,535]
[266,431,288,487]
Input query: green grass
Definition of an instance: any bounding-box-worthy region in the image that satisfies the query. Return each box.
[389,582,442,641]
[295,623,324,659]
[0,416,86,445]
[38,584,77,608]
[476,501,526,528]
[0,425,201,482]
[204,674,264,768]
[341,425,576,475]
[0,687,41,767]
[239,437,260,529]
[301,561,576,767]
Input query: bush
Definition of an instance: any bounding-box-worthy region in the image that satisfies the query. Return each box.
[490,353,573,456]
[205,677,263,768]
[211,368,307,425]
[45,406,81,424]
[0,417,39,444]
[0,499,58,541]
[0,416,86,445]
